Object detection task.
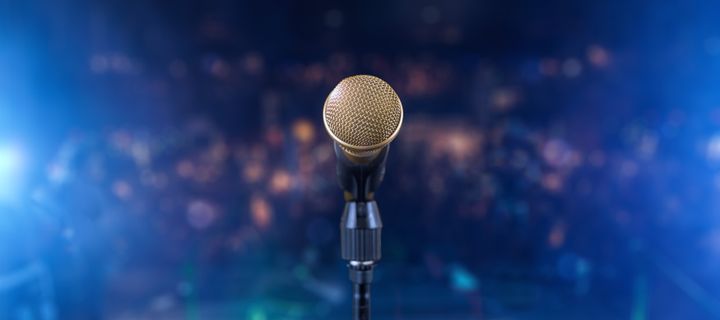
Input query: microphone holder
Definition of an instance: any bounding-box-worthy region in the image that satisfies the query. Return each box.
[334,143,388,320]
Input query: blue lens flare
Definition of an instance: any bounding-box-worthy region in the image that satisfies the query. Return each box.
[0,145,24,202]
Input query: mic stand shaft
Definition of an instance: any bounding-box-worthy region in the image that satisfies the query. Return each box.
[341,201,381,320]
[350,263,373,320]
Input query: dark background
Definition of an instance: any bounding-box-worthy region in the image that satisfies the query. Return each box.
[1,0,720,319]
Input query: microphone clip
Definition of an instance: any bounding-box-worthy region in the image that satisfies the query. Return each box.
[333,142,389,202]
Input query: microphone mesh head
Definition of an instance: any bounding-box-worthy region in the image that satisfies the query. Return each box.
[323,75,403,157]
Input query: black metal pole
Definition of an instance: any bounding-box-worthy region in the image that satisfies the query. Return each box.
[349,264,374,320]
[353,282,371,320]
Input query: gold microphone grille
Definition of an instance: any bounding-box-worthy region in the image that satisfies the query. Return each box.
[323,75,403,156]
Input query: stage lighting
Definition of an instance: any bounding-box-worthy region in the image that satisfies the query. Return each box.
[0,145,24,202]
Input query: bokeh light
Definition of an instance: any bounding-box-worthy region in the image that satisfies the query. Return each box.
[0,145,24,202]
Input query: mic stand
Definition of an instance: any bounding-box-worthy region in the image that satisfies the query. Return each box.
[334,143,388,320]
[342,201,381,320]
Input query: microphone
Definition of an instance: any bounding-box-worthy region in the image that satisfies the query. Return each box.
[323,75,403,320]
[324,74,403,162]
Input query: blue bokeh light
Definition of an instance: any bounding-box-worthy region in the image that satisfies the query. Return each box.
[0,145,24,202]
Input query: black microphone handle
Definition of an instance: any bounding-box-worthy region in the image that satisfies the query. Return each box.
[333,143,388,202]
